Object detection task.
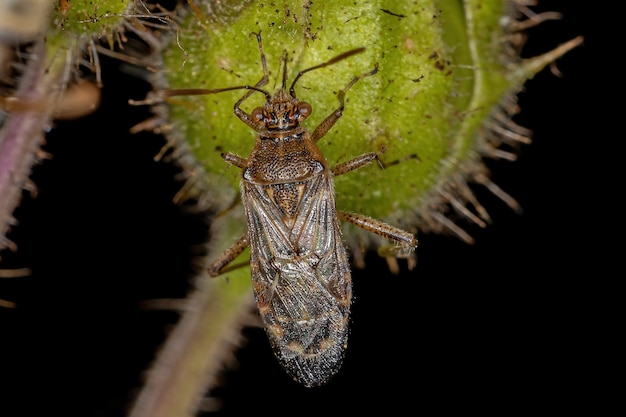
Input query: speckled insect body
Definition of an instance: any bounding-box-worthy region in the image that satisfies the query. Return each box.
[167,33,417,386]
[241,122,352,385]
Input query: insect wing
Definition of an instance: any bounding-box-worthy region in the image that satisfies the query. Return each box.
[244,172,352,387]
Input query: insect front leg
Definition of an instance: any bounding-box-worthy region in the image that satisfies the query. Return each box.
[233,32,270,130]
[311,64,379,143]
[207,234,250,277]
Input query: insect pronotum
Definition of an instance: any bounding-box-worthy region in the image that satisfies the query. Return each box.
[165,32,417,387]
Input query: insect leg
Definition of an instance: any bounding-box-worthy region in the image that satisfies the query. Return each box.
[207,234,250,277]
[233,32,270,129]
[311,63,379,143]
[221,152,247,169]
[331,152,378,176]
[337,211,417,252]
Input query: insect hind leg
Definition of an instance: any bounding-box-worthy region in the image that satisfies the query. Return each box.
[337,211,417,255]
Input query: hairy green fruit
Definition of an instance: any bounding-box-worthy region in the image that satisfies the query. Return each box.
[0,1,581,415]
[126,1,581,416]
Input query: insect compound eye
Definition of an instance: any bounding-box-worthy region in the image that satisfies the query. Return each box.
[298,102,312,119]
[252,107,264,121]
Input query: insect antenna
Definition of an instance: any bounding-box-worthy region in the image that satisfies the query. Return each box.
[280,50,289,91]
[289,47,366,98]
[162,85,272,102]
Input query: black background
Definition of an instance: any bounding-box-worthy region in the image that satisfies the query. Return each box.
[1,2,608,416]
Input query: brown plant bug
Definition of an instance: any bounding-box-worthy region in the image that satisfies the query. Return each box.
[164,32,417,387]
